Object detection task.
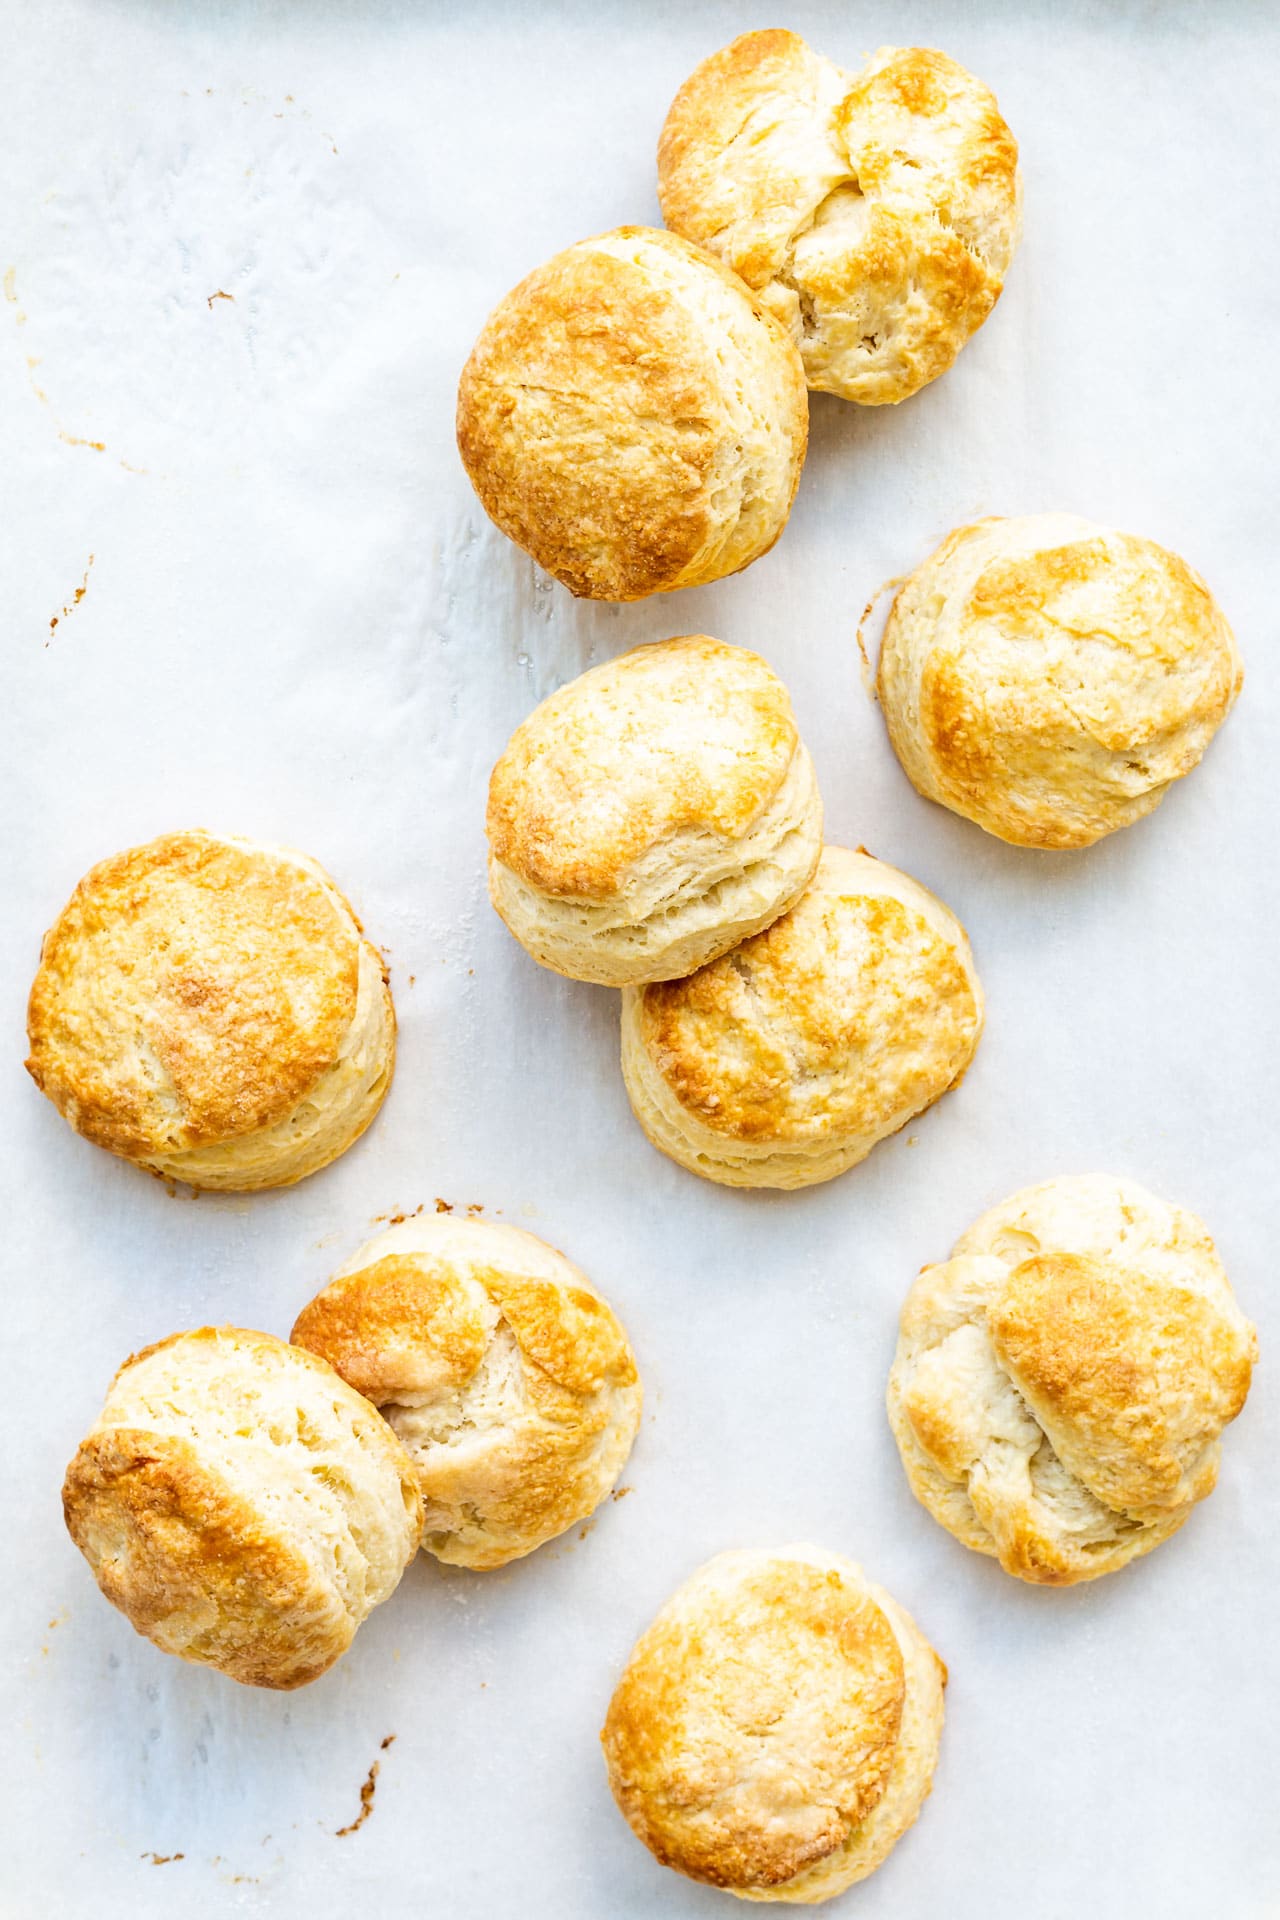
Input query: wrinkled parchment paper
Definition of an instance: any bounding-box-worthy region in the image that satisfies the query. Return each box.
[3,4,1276,1914]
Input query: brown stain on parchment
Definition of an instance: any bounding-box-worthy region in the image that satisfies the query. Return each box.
[335,1735,396,1837]
[47,555,94,644]
[5,266,143,468]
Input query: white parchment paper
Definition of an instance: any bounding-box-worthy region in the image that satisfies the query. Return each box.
[2,3,1276,1915]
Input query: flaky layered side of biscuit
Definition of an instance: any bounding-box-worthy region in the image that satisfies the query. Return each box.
[887,1175,1257,1584]
[487,636,823,985]
[601,1546,945,1903]
[659,34,1021,405]
[457,227,808,600]
[26,831,395,1190]
[63,1328,422,1688]
[877,514,1243,848]
[621,846,983,1188]
[292,1217,642,1569]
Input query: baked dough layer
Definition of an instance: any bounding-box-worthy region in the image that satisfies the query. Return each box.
[601,1545,945,1902]
[878,515,1243,847]
[457,227,808,600]
[621,846,983,1188]
[659,34,1020,405]
[887,1175,1257,1584]
[487,636,823,985]
[62,1328,422,1688]
[26,830,395,1189]
[292,1217,642,1570]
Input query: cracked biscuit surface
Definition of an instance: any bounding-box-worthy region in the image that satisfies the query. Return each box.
[877,515,1243,847]
[887,1175,1257,1585]
[62,1328,422,1688]
[601,1545,945,1902]
[26,830,395,1189]
[456,226,808,600]
[292,1217,641,1569]
[487,636,823,985]
[621,845,982,1188]
[659,33,1020,405]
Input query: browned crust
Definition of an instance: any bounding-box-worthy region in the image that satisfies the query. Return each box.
[292,1254,638,1414]
[483,1270,640,1400]
[989,1253,1255,1512]
[26,832,361,1158]
[601,1557,904,1889]
[292,1255,491,1402]
[485,636,798,898]
[658,37,1021,406]
[882,519,1243,849]
[658,30,839,289]
[637,889,978,1144]
[292,1236,642,1570]
[838,47,1019,215]
[63,1427,353,1690]
[456,228,806,601]
[887,1181,1258,1585]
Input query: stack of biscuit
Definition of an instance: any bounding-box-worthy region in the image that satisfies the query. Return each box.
[487,638,986,1190]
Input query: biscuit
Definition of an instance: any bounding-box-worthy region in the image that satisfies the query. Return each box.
[291,1217,642,1569]
[26,830,395,1189]
[659,33,1021,405]
[487,636,823,985]
[887,1175,1257,1585]
[62,1328,422,1688]
[620,846,982,1188]
[456,226,808,600]
[877,515,1243,847]
[601,1546,945,1902]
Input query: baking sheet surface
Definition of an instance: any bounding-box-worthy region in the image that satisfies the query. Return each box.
[2,3,1277,1915]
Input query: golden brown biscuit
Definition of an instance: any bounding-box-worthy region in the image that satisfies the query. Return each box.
[291,1217,642,1569]
[620,846,982,1188]
[456,226,808,600]
[877,515,1243,847]
[62,1328,422,1688]
[487,636,823,985]
[659,33,1021,405]
[26,830,395,1189]
[886,1175,1257,1585]
[601,1546,945,1902]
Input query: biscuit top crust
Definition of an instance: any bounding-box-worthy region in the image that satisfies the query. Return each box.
[601,1547,905,1890]
[633,847,980,1141]
[835,45,1019,271]
[658,35,1020,404]
[958,1176,1258,1512]
[486,637,800,899]
[879,515,1242,847]
[456,226,807,601]
[893,1175,1258,1582]
[26,831,361,1157]
[291,1218,641,1568]
[987,1251,1255,1514]
[292,1217,638,1413]
[62,1326,423,1688]
[659,31,852,290]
